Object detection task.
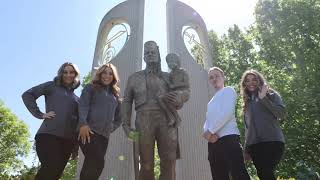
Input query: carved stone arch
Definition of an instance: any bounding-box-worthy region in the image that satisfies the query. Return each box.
[93,19,131,67]
[167,0,213,69]
[76,0,144,179]
[182,24,207,66]
[167,0,213,179]
[91,1,144,74]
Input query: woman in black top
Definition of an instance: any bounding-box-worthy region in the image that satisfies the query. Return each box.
[22,62,80,180]
[78,63,121,180]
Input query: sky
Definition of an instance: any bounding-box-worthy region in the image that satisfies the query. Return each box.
[0,0,257,167]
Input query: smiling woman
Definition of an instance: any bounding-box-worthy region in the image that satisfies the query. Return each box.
[77,63,121,179]
[62,65,78,87]
[240,69,286,180]
[21,62,80,180]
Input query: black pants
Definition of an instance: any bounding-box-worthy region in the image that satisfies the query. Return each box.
[208,135,250,180]
[247,141,284,180]
[35,134,75,180]
[79,133,109,180]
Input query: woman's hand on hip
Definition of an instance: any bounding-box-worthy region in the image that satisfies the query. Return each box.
[42,111,56,119]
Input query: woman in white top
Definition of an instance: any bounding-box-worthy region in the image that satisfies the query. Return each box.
[203,67,250,180]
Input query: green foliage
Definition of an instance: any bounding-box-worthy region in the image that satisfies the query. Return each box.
[193,0,320,178]
[16,165,37,180]
[82,72,92,87]
[254,0,320,177]
[213,25,258,88]
[295,161,320,180]
[128,131,140,142]
[0,100,31,175]
[60,159,77,180]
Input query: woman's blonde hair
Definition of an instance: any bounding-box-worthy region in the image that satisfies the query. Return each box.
[208,66,225,77]
[92,63,120,99]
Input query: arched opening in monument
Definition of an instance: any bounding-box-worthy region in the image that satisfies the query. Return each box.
[182,26,205,67]
[102,22,131,64]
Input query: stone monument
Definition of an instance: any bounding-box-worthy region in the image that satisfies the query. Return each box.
[167,0,213,179]
[77,0,213,179]
[122,41,190,180]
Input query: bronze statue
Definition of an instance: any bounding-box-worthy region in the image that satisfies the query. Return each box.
[122,41,190,180]
[158,53,190,128]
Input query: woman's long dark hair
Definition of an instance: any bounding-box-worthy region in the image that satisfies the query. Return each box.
[91,63,120,100]
[240,69,267,112]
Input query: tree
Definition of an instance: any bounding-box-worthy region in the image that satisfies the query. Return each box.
[200,27,263,178]
[81,72,92,88]
[196,0,320,178]
[254,0,320,177]
[16,165,37,180]
[60,159,77,180]
[192,26,258,88]
[0,100,31,175]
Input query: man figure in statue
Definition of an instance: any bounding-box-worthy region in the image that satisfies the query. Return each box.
[122,41,189,180]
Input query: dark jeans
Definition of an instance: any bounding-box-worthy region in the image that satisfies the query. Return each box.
[35,134,75,180]
[79,133,109,180]
[247,141,284,180]
[208,135,250,180]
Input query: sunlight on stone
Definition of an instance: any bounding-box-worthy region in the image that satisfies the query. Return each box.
[118,155,125,161]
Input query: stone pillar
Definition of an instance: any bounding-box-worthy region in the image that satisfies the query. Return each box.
[167,0,213,179]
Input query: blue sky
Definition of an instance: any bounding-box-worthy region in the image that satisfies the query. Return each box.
[0,0,257,167]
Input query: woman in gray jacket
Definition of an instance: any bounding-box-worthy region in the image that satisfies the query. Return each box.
[22,62,80,180]
[78,63,121,180]
[240,69,286,180]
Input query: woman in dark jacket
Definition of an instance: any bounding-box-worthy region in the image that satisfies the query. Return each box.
[240,69,286,180]
[78,63,121,180]
[22,62,80,180]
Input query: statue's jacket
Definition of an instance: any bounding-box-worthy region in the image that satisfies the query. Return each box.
[123,70,170,111]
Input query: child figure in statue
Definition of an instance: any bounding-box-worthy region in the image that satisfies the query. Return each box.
[158,53,190,128]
